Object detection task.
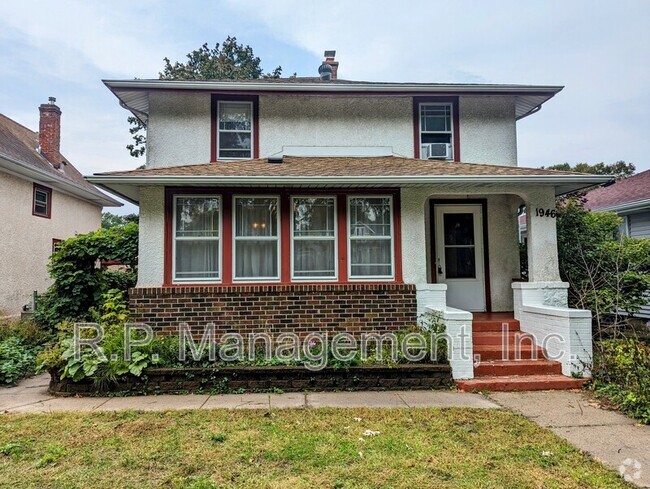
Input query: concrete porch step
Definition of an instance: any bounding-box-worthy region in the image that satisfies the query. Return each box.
[473,344,547,361]
[472,319,521,332]
[472,331,536,346]
[474,359,563,377]
[456,375,587,392]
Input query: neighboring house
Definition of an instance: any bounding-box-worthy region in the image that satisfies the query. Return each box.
[90,52,610,389]
[585,169,650,318]
[0,99,120,316]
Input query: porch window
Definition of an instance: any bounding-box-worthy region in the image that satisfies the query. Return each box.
[292,197,337,279]
[218,101,253,160]
[173,196,221,282]
[419,103,453,159]
[348,196,394,279]
[234,196,280,280]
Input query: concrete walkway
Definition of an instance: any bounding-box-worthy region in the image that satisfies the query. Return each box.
[490,390,650,488]
[1,374,497,413]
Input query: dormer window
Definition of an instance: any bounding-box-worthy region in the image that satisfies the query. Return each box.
[217,101,253,160]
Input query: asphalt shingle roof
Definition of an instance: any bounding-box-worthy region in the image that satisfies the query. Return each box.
[584,169,650,210]
[97,156,586,178]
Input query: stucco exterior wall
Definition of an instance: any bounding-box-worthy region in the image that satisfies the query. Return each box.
[458,96,517,166]
[144,92,519,168]
[258,95,414,157]
[147,92,212,167]
[136,186,165,286]
[0,171,101,315]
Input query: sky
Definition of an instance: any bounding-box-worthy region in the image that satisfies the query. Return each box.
[1,1,649,214]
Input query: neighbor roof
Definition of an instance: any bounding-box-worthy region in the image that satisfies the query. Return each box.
[103,78,563,124]
[88,156,610,204]
[0,113,120,207]
[584,169,650,212]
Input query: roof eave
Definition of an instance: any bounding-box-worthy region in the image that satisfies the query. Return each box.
[87,173,611,204]
[590,198,650,214]
[0,153,122,207]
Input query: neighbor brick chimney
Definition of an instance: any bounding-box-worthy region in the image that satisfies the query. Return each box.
[324,50,339,80]
[39,97,62,169]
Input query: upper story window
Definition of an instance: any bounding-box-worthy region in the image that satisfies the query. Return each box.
[33,184,52,218]
[419,103,454,160]
[217,101,253,160]
[173,195,221,283]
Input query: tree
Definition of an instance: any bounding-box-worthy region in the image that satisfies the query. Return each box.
[543,161,636,179]
[101,212,139,229]
[127,36,283,158]
[555,196,650,334]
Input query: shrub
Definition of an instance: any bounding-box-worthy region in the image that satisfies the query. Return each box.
[590,338,650,424]
[33,223,138,329]
[0,337,38,385]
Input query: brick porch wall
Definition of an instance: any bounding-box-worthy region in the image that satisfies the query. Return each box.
[129,284,417,338]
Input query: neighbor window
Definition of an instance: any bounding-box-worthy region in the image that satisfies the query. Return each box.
[419,103,453,159]
[33,184,51,218]
[52,239,62,254]
[173,196,221,282]
[218,101,253,160]
[348,196,394,279]
[234,196,280,280]
[292,197,337,279]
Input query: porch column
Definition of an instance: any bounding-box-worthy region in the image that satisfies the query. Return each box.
[524,188,562,283]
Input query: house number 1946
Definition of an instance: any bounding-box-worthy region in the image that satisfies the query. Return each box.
[535,208,557,218]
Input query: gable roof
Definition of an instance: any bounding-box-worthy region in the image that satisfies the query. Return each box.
[0,113,120,207]
[584,169,650,212]
[103,78,563,124]
[88,156,610,204]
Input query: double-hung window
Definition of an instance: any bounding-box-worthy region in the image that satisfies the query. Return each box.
[173,196,221,282]
[33,184,51,218]
[419,103,453,159]
[234,196,280,280]
[348,196,394,279]
[217,101,253,160]
[292,197,337,279]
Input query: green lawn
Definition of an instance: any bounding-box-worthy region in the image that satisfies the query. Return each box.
[0,408,630,489]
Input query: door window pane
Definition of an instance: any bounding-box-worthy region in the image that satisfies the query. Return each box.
[443,213,475,245]
[445,247,476,279]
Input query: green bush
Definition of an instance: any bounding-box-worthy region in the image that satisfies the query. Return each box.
[590,338,650,424]
[33,223,138,329]
[0,337,38,385]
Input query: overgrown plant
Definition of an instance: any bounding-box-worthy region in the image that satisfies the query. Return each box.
[33,223,138,329]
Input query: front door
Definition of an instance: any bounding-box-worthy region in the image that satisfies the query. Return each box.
[433,204,486,312]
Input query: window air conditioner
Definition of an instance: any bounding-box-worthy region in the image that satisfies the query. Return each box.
[421,143,452,160]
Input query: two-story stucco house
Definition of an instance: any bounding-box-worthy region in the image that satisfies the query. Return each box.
[0,99,120,317]
[90,53,610,390]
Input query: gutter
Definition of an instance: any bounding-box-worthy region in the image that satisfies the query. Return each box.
[592,198,650,214]
[0,152,122,207]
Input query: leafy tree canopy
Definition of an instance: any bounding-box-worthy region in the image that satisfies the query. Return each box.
[543,161,635,179]
[127,36,283,158]
[101,212,139,229]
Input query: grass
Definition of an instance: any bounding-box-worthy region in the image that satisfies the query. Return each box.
[0,408,630,489]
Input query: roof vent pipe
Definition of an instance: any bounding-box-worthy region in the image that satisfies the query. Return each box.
[318,62,333,81]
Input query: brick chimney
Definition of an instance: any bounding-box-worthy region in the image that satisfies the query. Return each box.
[324,50,338,80]
[39,97,62,169]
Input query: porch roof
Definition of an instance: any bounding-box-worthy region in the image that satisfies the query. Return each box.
[87,156,612,204]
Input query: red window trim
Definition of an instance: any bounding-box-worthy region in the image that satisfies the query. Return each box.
[210,94,260,162]
[32,183,52,219]
[163,187,403,287]
[413,96,460,162]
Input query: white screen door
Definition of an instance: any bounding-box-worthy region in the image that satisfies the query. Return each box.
[434,204,486,312]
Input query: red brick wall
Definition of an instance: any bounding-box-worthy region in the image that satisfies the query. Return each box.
[129,284,417,338]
